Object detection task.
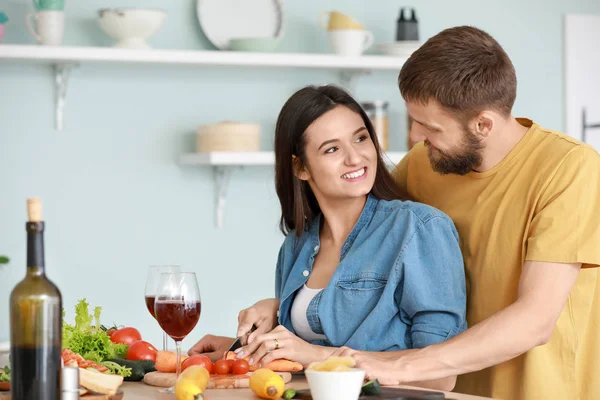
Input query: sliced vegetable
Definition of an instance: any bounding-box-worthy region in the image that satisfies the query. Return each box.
[283,388,296,400]
[361,379,382,396]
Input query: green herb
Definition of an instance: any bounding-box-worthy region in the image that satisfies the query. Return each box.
[283,388,296,399]
[100,361,132,378]
[0,366,10,382]
[63,299,129,365]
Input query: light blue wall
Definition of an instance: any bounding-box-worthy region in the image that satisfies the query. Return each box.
[1,0,599,350]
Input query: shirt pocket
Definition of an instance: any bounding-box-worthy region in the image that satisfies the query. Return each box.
[335,272,388,291]
[332,272,389,332]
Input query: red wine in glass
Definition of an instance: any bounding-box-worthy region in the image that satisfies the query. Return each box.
[154,297,201,341]
[144,265,180,350]
[154,271,201,392]
[145,296,156,319]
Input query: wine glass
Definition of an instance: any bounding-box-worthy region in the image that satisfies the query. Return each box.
[155,272,201,391]
[144,265,181,351]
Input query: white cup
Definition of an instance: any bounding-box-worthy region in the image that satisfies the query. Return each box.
[26,11,64,45]
[328,29,374,56]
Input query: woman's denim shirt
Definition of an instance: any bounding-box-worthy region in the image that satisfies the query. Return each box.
[276,194,467,351]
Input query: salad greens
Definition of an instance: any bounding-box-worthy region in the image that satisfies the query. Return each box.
[63,299,128,364]
[0,366,9,382]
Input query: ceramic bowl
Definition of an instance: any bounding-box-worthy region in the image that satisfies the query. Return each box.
[305,368,366,400]
[97,8,166,49]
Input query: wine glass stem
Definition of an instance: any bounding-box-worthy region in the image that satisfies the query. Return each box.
[163,332,168,351]
[175,340,182,378]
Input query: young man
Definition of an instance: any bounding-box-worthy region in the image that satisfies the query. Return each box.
[334,26,600,400]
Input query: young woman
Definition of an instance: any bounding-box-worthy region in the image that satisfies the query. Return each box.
[189,85,467,390]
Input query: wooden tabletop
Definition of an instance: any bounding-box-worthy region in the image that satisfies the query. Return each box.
[121,375,494,400]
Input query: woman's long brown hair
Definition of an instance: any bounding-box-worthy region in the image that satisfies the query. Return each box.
[274,85,407,236]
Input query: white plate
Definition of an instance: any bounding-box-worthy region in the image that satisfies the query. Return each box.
[376,41,421,57]
[197,0,284,50]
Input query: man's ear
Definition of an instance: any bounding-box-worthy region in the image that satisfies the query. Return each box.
[292,155,311,181]
[473,112,494,138]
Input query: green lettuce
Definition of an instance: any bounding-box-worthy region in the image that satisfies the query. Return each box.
[0,366,10,382]
[63,299,129,366]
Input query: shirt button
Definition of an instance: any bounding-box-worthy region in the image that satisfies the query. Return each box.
[314,245,319,252]
[302,270,309,277]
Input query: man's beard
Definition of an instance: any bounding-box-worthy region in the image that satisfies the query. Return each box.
[426,129,484,175]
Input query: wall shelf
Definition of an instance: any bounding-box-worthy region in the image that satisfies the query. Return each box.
[0,45,407,132]
[180,151,407,228]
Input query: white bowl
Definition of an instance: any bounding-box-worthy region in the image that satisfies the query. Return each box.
[305,368,366,400]
[98,8,166,49]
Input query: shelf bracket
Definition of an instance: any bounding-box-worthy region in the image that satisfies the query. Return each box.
[339,69,370,93]
[53,63,78,132]
[213,166,237,228]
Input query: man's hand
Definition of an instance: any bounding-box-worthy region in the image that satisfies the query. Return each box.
[188,334,236,362]
[332,347,402,385]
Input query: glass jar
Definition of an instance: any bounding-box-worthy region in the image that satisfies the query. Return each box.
[361,101,389,151]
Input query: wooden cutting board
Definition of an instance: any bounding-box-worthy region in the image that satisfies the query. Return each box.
[144,371,292,389]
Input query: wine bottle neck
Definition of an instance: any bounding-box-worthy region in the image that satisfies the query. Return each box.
[26,221,45,274]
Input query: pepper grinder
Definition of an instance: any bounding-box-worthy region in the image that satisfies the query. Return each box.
[396,7,419,41]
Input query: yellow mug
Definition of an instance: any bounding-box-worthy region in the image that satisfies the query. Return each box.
[319,11,364,31]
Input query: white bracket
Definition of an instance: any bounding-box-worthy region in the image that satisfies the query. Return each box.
[339,69,370,93]
[213,166,237,228]
[53,63,78,132]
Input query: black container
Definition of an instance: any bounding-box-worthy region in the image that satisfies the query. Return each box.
[396,7,419,41]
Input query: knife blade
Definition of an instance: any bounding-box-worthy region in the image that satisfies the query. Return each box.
[225,324,257,354]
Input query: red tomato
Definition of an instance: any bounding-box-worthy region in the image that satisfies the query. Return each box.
[225,359,235,370]
[231,359,249,375]
[107,329,117,337]
[181,355,214,374]
[110,327,142,346]
[214,359,230,375]
[126,340,158,361]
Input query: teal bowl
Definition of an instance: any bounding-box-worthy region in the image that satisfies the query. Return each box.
[229,37,281,52]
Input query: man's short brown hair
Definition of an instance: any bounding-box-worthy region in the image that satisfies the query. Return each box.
[399,26,517,122]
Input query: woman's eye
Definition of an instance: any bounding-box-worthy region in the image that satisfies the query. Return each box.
[325,147,338,154]
[356,135,369,142]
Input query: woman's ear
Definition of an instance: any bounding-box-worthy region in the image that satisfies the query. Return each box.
[292,155,311,181]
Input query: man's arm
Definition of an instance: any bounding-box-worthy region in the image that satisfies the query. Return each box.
[342,260,581,384]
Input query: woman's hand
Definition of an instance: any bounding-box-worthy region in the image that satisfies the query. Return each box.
[236,298,280,344]
[235,325,333,367]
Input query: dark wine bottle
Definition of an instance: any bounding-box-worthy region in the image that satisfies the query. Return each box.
[9,198,62,400]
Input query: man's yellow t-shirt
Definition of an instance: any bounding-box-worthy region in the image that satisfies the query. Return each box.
[393,118,600,400]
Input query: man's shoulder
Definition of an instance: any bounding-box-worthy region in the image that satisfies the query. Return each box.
[526,121,600,174]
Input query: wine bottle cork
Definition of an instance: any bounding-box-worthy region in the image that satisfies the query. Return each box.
[27,197,43,222]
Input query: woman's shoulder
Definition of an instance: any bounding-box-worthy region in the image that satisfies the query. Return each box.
[375,198,453,225]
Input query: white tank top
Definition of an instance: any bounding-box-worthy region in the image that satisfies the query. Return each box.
[291,285,328,342]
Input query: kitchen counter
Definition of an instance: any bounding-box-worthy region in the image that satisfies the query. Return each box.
[121,375,494,400]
